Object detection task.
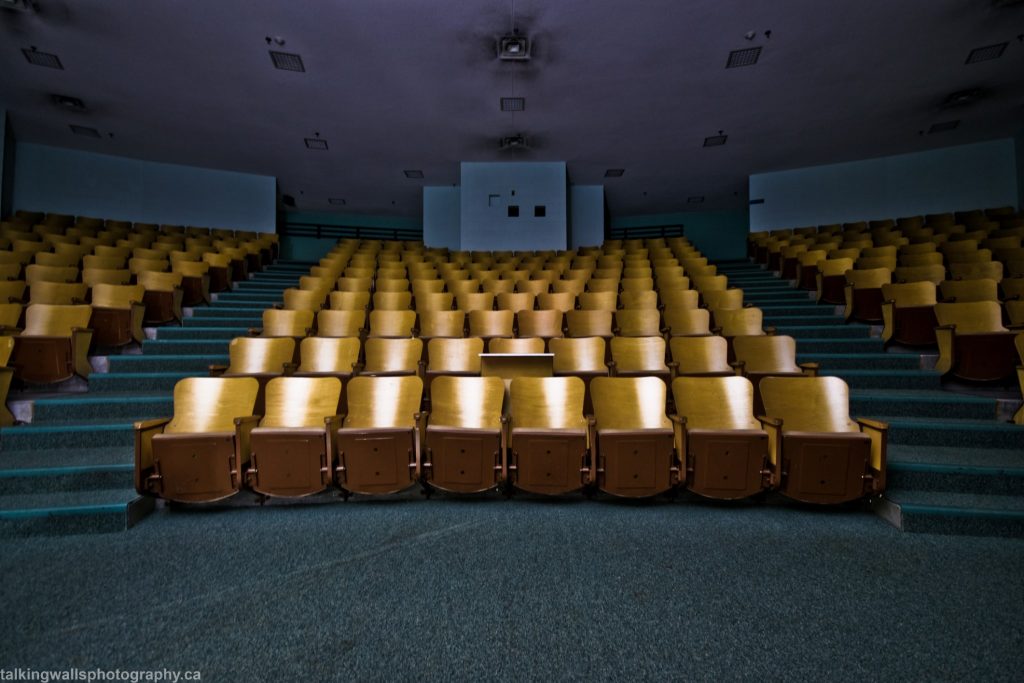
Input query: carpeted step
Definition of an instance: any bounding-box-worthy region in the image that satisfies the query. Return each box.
[876,416,1024,449]
[878,490,1024,538]
[797,338,886,353]
[764,315,844,326]
[743,291,817,302]
[234,281,291,291]
[758,302,829,312]
[820,369,942,390]
[0,488,152,537]
[849,390,997,420]
[29,394,172,422]
[773,324,873,339]
[188,307,276,319]
[0,464,134,496]
[886,455,1024,497]
[800,352,922,370]
[141,339,233,355]
[156,326,249,340]
[106,354,228,373]
[89,372,199,393]
[0,421,135,450]
[211,293,283,304]
[182,316,263,328]
[206,300,276,310]
[0,447,134,471]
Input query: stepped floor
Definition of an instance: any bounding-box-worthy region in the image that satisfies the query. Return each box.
[717,259,1024,537]
[0,260,314,537]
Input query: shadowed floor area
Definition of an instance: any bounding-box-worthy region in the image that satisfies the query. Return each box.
[1,498,1022,680]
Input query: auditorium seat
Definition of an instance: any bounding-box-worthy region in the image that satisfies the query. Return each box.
[515,309,564,345]
[136,270,184,324]
[759,376,887,504]
[549,336,606,414]
[565,309,614,342]
[421,375,506,494]
[667,335,730,378]
[507,376,591,495]
[360,337,422,376]
[816,257,855,304]
[9,303,93,384]
[89,283,145,348]
[844,267,892,323]
[334,375,424,496]
[662,307,711,337]
[1015,334,1024,425]
[244,376,343,498]
[607,336,671,385]
[316,309,366,338]
[210,336,296,413]
[893,263,945,286]
[613,309,662,337]
[134,376,260,503]
[934,302,1018,383]
[671,376,770,500]
[82,267,131,287]
[0,334,14,425]
[938,278,999,303]
[591,376,679,498]
[28,281,88,306]
[659,288,699,311]
[619,290,658,310]
[490,337,545,353]
[366,309,416,338]
[732,335,819,417]
[329,290,371,311]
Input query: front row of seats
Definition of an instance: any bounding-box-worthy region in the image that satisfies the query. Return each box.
[135,374,888,506]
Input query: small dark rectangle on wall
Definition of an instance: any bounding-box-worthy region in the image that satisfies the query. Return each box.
[749,198,765,205]
[507,205,520,217]
[534,205,546,217]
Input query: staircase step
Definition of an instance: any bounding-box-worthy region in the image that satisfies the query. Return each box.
[0,447,134,471]
[29,394,172,422]
[878,490,1024,538]
[774,324,873,339]
[0,488,152,537]
[189,307,276,319]
[744,291,816,302]
[234,282,291,291]
[106,354,227,373]
[797,338,887,353]
[849,390,997,420]
[801,352,922,370]
[207,300,275,310]
[0,464,134,495]
[212,293,283,304]
[887,460,1024,498]
[141,339,232,355]
[183,317,262,328]
[0,421,135,450]
[764,315,843,326]
[877,416,1024,449]
[157,326,249,340]
[758,302,828,311]
[89,371,198,393]
[821,369,941,390]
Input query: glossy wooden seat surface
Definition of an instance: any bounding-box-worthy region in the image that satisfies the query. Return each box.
[297,336,361,374]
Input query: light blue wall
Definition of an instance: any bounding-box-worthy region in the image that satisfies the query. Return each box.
[423,186,461,249]
[460,162,568,251]
[13,143,277,230]
[749,139,1018,231]
[611,209,750,261]
[570,185,604,249]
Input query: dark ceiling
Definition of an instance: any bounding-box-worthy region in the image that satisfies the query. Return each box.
[1,0,1022,219]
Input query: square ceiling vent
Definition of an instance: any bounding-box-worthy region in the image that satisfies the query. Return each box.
[270,51,305,72]
[304,137,328,150]
[703,134,728,147]
[22,47,63,69]
[965,42,1007,64]
[726,47,761,68]
[500,97,526,112]
[69,124,101,138]
[604,169,625,178]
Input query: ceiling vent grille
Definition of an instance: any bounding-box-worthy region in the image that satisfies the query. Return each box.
[965,42,1007,64]
[604,169,625,178]
[500,97,526,112]
[69,124,101,138]
[703,134,728,147]
[22,47,63,69]
[403,170,424,179]
[726,47,761,68]
[304,137,328,150]
[270,51,305,72]
[928,120,960,134]
[53,94,86,111]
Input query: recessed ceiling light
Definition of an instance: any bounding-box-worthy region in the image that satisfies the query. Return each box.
[270,51,305,72]
[304,137,328,150]
[22,47,63,70]
[928,120,960,134]
[703,134,728,147]
[604,169,625,178]
[69,124,101,138]
[726,47,761,68]
[499,134,528,150]
[403,170,424,179]
[687,196,705,204]
[965,42,1008,64]
[52,94,86,111]
[500,97,526,112]
[498,35,530,61]
[328,198,347,206]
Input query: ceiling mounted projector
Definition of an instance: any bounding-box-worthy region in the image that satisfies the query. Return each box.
[499,134,529,150]
[498,35,530,61]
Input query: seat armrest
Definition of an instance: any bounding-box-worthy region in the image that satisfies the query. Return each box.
[208,364,228,376]
[856,418,889,492]
[755,416,783,484]
[798,362,820,376]
[248,327,262,336]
